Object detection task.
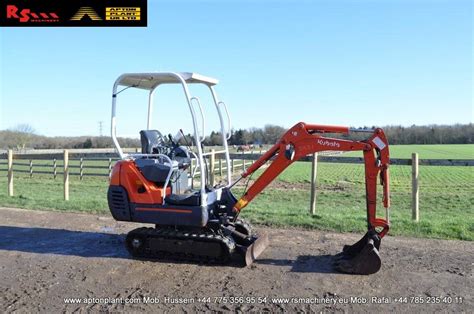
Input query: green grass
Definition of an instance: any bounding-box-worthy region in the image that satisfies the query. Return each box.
[1,159,472,241]
[206,144,474,159]
[234,188,474,240]
[245,161,473,240]
[271,162,473,188]
[342,144,474,159]
[0,176,108,213]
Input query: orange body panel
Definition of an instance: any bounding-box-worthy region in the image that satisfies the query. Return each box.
[135,207,193,213]
[110,160,171,204]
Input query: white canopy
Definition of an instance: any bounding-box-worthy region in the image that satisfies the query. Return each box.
[116,72,218,90]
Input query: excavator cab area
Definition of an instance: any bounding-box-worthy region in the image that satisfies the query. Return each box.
[108,72,267,265]
[108,72,239,228]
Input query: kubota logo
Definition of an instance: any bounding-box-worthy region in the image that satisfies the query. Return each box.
[317,139,340,148]
[6,5,59,22]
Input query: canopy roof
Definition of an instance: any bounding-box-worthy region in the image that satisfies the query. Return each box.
[116,72,218,90]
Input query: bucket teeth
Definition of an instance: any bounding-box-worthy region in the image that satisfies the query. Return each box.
[333,231,382,275]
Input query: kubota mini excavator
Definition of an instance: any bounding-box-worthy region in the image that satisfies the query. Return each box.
[107,72,390,275]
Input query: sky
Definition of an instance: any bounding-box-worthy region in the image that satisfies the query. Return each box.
[0,0,472,138]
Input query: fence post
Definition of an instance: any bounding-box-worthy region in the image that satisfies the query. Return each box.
[64,150,69,201]
[7,149,13,196]
[79,157,84,181]
[53,158,57,179]
[29,159,33,178]
[108,158,112,179]
[231,159,235,174]
[310,152,318,215]
[242,152,246,172]
[210,149,216,187]
[412,153,419,222]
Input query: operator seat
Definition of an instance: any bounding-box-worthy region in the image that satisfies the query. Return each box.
[140,130,166,154]
[137,130,172,184]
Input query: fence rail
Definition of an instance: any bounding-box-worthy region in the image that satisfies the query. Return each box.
[2,151,472,166]
[228,153,474,166]
[1,149,473,222]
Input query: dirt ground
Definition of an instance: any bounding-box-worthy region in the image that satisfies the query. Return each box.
[0,207,472,313]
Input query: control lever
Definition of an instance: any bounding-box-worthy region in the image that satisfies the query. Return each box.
[168,134,178,148]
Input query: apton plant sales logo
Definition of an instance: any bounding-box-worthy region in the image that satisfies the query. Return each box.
[1,0,147,27]
[106,7,141,21]
[70,7,102,21]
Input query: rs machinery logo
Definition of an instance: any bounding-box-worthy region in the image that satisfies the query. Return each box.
[1,0,147,27]
[6,5,59,23]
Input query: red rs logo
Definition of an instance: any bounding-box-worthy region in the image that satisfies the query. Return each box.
[6,5,59,22]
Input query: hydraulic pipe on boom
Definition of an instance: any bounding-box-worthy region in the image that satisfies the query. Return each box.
[231,122,391,274]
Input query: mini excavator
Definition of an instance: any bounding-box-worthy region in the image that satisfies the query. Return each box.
[107,72,390,275]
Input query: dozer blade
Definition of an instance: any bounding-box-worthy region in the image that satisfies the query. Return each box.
[334,231,382,275]
[240,233,270,266]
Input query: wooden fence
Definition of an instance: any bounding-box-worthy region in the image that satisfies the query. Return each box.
[1,149,472,222]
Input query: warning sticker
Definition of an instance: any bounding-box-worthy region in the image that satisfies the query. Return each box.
[372,136,386,150]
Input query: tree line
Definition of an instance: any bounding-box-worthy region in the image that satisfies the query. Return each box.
[0,125,140,151]
[1,123,472,151]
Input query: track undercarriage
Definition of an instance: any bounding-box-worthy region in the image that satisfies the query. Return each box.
[125,219,269,265]
[125,219,382,274]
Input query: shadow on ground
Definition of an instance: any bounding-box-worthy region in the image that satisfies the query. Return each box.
[0,225,128,258]
[256,255,340,274]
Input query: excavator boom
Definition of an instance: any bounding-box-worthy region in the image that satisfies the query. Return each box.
[232,122,391,274]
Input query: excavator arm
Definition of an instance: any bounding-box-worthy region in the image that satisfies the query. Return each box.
[231,122,391,274]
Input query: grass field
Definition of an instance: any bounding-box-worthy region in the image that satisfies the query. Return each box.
[246,162,473,240]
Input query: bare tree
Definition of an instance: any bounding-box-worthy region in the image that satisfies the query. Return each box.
[11,124,36,152]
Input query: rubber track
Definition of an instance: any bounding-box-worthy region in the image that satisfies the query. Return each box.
[126,227,236,264]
